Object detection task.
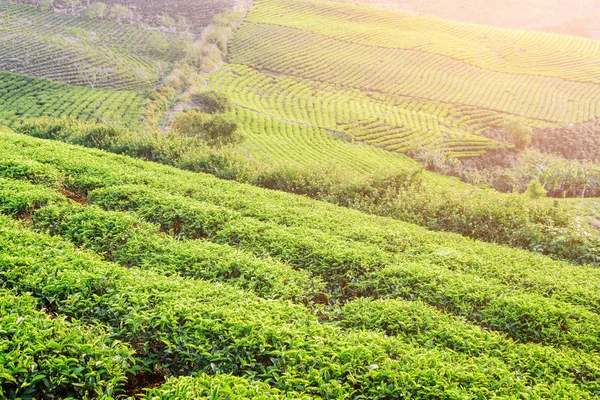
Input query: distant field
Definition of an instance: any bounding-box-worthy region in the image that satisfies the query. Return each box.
[211,0,600,158]
[0,71,146,128]
[210,64,502,158]
[0,3,188,89]
[339,0,600,39]
[231,106,418,172]
[98,0,235,31]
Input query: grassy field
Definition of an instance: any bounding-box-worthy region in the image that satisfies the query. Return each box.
[207,0,600,159]
[1,129,600,397]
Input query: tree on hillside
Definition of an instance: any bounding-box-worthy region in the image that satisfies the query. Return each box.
[172,111,244,147]
[146,34,170,58]
[110,4,133,23]
[84,2,107,19]
[524,179,547,199]
[177,16,190,32]
[159,14,176,31]
[37,0,54,11]
[65,0,80,13]
[504,119,532,151]
[80,66,103,88]
[192,91,231,114]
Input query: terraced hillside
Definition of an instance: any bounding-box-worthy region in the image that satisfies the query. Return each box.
[207,0,600,158]
[0,2,189,90]
[2,130,600,397]
[0,71,146,127]
[99,0,235,31]
[344,0,600,39]
[230,106,418,171]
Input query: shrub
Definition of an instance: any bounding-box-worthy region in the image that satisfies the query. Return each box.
[109,4,133,23]
[172,111,244,147]
[192,91,231,114]
[84,2,107,19]
[525,180,547,199]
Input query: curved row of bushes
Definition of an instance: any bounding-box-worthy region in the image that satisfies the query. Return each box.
[12,118,600,266]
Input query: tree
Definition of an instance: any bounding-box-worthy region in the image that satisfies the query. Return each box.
[65,0,80,13]
[172,111,243,147]
[524,180,546,199]
[159,14,176,31]
[81,67,102,88]
[84,2,107,19]
[202,115,243,147]
[504,119,532,151]
[110,5,133,23]
[37,0,54,11]
[146,34,169,57]
[192,91,231,114]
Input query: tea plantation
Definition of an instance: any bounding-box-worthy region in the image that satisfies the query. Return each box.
[209,0,600,158]
[1,129,600,397]
[1,0,599,397]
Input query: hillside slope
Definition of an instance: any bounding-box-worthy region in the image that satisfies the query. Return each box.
[340,0,600,39]
[0,71,146,127]
[208,0,600,159]
[1,129,600,397]
[0,2,189,90]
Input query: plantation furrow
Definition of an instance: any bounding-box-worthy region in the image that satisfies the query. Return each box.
[82,184,600,315]
[205,0,600,165]
[209,64,503,156]
[1,193,600,397]
[0,71,145,128]
[2,131,600,348]
[4,126,599,268]
[0,177,323,304]
[337,297,600,392]
[9,177,598,394]
[245,0,600,84]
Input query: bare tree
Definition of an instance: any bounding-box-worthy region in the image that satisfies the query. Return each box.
[81,67,102,88]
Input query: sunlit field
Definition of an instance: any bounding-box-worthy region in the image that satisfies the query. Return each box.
[1,0,599,397]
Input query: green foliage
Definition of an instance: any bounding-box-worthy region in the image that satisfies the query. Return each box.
[0,73,145,128]
[525,180,547,199]
[84,2,107,19]
[2,216,568,398]
[192,91,232,114]
[31,201,323,302]
[10,123,600,265]
[173,111,244,147]
[504,119,532,151]
[109,4,133,22]
[143,374,313,399]
[0,290,133,399]
[0,178,64,216]
[1,132,600,397]
[0,3,187,90]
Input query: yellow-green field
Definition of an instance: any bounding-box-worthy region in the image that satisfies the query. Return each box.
[209,0,600,159]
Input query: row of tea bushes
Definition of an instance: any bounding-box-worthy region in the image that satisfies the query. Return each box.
[0,290,133,398]
[1,216,585,397]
